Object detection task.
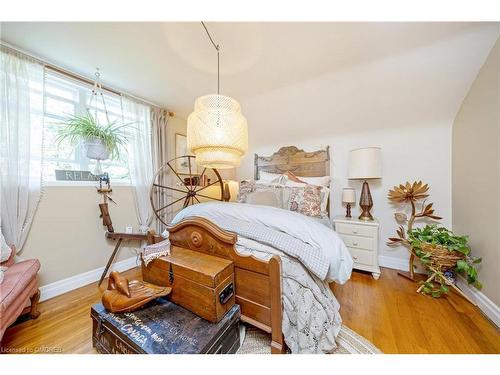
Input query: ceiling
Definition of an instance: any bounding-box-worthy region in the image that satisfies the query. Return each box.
[1,22,498,121]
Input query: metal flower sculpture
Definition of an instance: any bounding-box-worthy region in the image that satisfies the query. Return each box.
[387,181,476,304]
[387,181,442,278]
[388,181,442,248]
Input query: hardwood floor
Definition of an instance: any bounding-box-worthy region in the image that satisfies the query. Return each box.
[2,267,499,354]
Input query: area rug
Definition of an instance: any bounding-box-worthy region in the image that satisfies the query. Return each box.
[237,324,382,354]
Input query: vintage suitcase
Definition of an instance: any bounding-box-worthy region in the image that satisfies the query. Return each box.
[91,298,240,354]
[142,247,235,323]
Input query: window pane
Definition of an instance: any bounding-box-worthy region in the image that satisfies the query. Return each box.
[41,71,142,184]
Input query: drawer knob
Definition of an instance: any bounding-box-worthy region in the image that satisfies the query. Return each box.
[353,242,359,246]
[353,256,358,260]
[352,230,358,234]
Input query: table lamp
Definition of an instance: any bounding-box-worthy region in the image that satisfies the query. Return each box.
[342,188,356,218]
[217,169,239,202]
[348,147,382,221]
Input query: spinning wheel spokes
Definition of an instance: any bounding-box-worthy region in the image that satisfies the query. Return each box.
[150,155,224,227]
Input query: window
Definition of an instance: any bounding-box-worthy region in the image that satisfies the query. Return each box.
[42,70,146,183]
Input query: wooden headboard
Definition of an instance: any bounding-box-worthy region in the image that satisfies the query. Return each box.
[254,146,330,180]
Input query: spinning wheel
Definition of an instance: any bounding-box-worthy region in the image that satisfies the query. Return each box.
[150,155,224,227]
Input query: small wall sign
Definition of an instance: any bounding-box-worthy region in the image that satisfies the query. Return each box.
[55,169,99,181]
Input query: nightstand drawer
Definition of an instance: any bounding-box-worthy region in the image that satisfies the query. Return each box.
[341,234,375,251]
[335,222,377,238]
[348,248,374,267]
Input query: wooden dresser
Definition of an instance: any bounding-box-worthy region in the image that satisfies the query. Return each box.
[333,216,381,279]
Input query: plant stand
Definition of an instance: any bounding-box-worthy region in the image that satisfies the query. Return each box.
[416,267,476,306]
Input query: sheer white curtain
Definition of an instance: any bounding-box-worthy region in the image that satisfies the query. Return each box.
[121,96,154,233]
[0,47,45,251]
[151,108,170,233]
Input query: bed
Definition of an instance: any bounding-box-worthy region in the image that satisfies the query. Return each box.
[142,146,353,354]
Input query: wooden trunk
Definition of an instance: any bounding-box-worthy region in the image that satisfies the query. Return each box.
[142,217,286,353]
[143,247,235,323]
[91,298,240,354]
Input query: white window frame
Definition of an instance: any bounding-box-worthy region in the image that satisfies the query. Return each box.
[42,71,137,187]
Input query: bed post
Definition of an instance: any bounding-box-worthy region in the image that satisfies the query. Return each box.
[269,255,286,354]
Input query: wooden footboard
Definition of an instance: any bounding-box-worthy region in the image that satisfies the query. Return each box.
[142,216,286,354]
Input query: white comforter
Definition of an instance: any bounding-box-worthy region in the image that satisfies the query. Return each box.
[172,202,353,353]
[172,202,353,283]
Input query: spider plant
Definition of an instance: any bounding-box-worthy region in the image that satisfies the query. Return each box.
[55,110,134,160]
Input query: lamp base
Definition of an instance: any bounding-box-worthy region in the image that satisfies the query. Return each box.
[358,180,374,221]
[345,203,352,218]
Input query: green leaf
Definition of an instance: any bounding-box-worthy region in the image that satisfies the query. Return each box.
[431,291,442,298]
[455,260,467,271]
[440,284,449,294]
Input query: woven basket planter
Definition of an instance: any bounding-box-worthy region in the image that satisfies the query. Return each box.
[420,243,465,272]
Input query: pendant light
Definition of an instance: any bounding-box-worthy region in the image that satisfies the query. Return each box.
[187,22,248,169]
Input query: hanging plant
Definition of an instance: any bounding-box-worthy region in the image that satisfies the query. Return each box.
[55,69,135,174]
[387,181,481,303]
[56,110,132,161]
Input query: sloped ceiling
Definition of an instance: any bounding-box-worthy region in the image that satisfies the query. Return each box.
[1,22,498,139]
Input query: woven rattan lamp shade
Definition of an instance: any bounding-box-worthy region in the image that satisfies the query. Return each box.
[187,94,248,169]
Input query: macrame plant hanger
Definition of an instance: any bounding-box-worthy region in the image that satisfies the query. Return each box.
[87,68,111,175]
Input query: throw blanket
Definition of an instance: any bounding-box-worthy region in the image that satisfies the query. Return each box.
[171,202,354,353]
[173,202,353,283]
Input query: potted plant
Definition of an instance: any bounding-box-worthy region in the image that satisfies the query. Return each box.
[56,111,133,162]
[388,181,482,303]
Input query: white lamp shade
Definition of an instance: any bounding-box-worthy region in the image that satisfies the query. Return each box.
[187,94,248,169]
[342,187,356,203]
[348,147,382,179]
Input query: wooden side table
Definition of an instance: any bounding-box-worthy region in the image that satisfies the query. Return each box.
[332,216,381,279]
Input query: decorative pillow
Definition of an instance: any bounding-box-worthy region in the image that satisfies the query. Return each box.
[286,185,323,218]
[237,180,256,202]
[283,178,330,217]
[1,231,12,264]
[238,180,285,208]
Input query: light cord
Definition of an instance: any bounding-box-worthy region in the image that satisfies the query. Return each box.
[201,21,220,94]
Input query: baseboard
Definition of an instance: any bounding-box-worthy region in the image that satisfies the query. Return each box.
[39,256,139,302]
[456,277,500,328]
[378,255,409,271]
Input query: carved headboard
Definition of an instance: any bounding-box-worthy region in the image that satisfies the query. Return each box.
[254,146,330,180]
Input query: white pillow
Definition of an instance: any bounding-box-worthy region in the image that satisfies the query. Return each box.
[294,175,331,187]
[257,171,284,184]
[245,190,282,208]
[1,232,12,264]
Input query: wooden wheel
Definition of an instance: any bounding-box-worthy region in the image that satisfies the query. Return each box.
[150,155,224,227]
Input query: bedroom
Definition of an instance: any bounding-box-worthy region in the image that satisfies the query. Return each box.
[1,0,499,369]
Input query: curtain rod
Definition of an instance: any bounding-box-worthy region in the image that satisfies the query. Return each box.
[1,41,174,117]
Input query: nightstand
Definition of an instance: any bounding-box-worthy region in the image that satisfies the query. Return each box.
[332,216,381,279]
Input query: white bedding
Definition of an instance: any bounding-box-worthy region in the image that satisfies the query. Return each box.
[172,202,353,283]
[172,202,353,353]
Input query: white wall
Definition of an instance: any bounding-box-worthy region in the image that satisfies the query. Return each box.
[452,38,499,306]
[20,115,187,288]
[20,185,140,286]
[237,125,452,264]
[232,28,500,265]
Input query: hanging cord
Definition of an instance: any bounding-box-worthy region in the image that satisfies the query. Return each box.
[201,21,220,95]
[88,68,111,124]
